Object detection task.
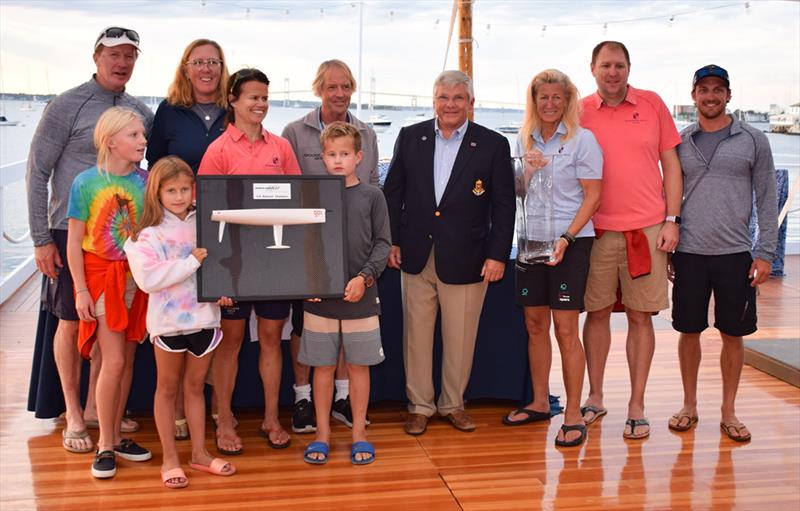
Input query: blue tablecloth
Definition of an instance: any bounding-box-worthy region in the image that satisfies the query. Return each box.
[28,264,552,417]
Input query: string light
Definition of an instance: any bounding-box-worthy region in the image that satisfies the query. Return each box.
[603,22,608,35]
[541,24,547,38]
[669,14,675,28]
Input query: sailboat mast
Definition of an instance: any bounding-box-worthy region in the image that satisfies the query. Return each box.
[458,0,473,120]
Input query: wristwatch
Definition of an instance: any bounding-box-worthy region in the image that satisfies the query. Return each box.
[666,215,682,225]
[357,272,375,288]
[560,232,576,245]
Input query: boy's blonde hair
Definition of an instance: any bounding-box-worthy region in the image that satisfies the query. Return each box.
[130,156,194,241]
[320,121,362,153]
[94,107,143,177]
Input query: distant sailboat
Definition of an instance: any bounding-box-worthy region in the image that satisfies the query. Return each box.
[496,120,521,134]
[0,115,20,126]
[367,114,391,127]
[403,112,430,127]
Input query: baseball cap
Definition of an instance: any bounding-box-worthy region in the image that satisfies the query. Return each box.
[692,64,729,88]
[94,27,140,50]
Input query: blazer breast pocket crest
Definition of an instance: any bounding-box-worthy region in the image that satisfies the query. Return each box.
[472,179,485,196]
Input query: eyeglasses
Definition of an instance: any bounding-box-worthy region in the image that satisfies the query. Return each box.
[187,58,223,69]
[95,27,140,46]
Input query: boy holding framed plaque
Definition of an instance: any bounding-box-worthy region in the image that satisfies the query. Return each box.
[300,122,391,466]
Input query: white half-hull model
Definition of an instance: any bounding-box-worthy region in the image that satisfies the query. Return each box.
[210,208,326,249]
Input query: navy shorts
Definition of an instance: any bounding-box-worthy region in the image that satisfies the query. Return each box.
[39,229,78,321]
[515,237,592,310]
[290,299,304,337]
[671,251,757,337]
[221,300,290,321]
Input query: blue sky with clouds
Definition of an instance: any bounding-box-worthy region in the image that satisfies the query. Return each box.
[1,0,798,111]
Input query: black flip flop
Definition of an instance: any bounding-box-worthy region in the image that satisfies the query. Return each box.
[502,408,551,426]
[555,423,587,447]
[258,428,291,449]
[215,438,242,456]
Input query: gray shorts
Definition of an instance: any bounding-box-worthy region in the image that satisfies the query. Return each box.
[299,312,384,367]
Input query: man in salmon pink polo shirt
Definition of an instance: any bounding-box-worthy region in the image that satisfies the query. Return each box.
[578,41,683,440]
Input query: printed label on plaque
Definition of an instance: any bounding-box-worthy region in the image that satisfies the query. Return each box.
[253,183,291,200]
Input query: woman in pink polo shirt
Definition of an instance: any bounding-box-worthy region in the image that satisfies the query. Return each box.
[198,68,301,456]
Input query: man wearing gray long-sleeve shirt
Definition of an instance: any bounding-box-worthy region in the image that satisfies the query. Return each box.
[668,65,778,443]
[25,27,152,452]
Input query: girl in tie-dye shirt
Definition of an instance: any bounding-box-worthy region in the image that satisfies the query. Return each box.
[125,156,235,487]
[66,107,150,479]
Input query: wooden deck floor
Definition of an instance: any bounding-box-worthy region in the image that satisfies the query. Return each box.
[1,260,798,510]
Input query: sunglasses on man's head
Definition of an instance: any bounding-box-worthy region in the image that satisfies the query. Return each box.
[96,27,140,45]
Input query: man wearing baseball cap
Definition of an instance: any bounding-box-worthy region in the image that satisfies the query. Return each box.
[667,64,778,442]
[26,27,153,461]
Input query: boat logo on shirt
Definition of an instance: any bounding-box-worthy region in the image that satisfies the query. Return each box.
[472,179,485,196]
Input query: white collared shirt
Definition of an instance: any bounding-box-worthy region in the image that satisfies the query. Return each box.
[433,118,469,204]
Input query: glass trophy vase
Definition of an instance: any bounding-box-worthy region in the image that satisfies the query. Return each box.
[513,156,556,264]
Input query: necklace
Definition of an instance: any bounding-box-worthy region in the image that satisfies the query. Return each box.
[196,103,215,122]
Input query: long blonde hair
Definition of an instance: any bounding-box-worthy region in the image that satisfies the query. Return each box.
[518,69,581,152]
[94,107,143,177]
[166,39,229,108]
[130,156,195,241]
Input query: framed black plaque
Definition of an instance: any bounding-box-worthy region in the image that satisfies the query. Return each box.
[196,175,347,302]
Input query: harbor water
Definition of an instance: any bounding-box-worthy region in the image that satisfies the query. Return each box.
[2,99,799,280]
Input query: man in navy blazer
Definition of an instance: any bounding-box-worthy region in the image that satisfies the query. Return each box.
[384,70,515,435]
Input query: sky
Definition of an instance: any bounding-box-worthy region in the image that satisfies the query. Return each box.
[0,0,799,112]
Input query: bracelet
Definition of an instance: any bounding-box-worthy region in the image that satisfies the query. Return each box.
[560,232,577,245]
[75,288,89,294]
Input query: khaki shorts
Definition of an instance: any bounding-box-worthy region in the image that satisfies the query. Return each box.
[95,275,137,317]
[584,223,669,313]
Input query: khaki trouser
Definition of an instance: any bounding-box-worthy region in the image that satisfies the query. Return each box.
[401,249,488,416]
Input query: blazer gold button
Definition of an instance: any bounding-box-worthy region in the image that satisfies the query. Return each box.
[428,234,432,239]
[434,211,441,217]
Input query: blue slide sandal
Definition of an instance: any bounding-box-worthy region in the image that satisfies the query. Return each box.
[351,441,375,465]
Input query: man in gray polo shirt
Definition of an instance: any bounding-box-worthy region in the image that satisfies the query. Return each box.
[668,65,777,442]
[26,27,153,453]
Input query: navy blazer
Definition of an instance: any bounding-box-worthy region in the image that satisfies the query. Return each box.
[383,119,515,285]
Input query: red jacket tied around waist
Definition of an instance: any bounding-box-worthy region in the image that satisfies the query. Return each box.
[77,252,148,359]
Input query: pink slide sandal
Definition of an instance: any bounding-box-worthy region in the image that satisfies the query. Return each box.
[189,458,236,476]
